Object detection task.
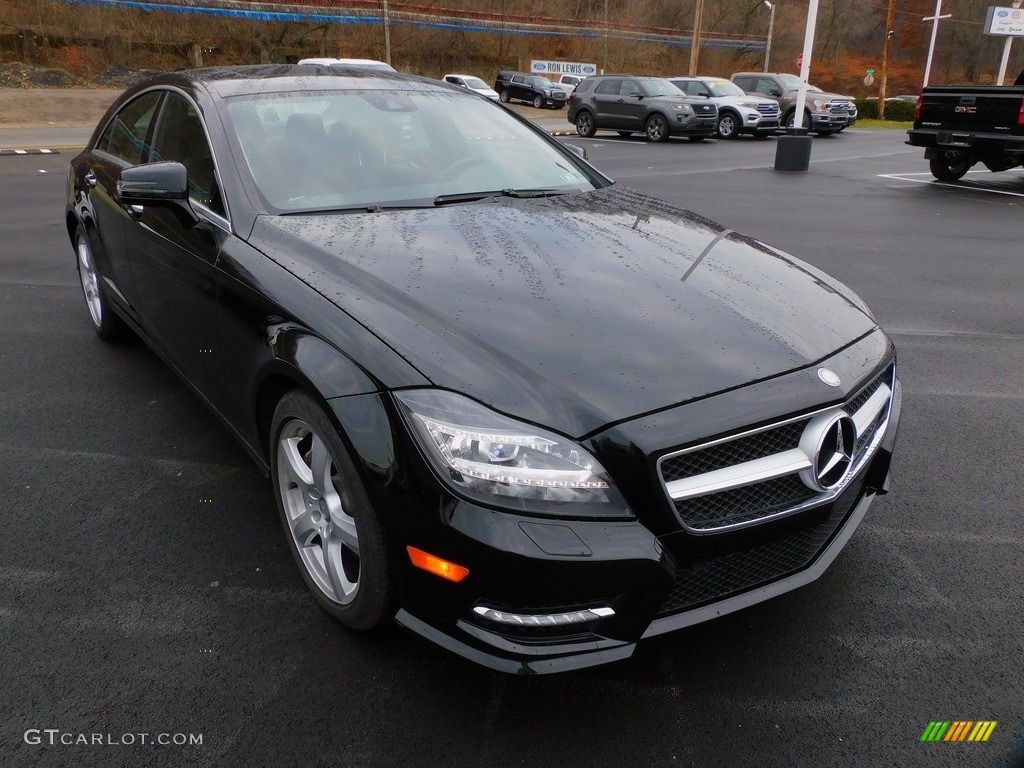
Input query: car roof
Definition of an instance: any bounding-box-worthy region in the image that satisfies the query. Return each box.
[121,65,444,99]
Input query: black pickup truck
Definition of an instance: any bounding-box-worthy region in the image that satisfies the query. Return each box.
[907,70,1024,180]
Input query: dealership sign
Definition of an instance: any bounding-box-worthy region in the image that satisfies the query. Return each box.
[530,60,598,76]
[986,6,1024,36]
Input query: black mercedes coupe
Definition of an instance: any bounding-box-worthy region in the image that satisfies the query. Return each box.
[66,65,901,673]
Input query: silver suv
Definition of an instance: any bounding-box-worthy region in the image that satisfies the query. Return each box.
[669,76,780,139]
[730,72,856,136]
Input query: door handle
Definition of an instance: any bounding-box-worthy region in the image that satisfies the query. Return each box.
[84,170,97,187]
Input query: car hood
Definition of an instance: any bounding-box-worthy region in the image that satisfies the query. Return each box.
[250,186,876,437]
[800,89,855,102]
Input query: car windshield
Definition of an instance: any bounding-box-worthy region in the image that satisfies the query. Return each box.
[529,76,555,88]
[704,80,745,97]
[462,77,489,90]
[226,89,599,212]
[638,78,683,97]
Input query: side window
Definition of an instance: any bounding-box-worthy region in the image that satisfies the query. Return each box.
[594,79,620,96]
[149,92,224,217]
[682,82,702,97]
[733,77,754,92]
[97,91,162,166]
[444,76,459,85]
[755,77,779,95]
[620,80,642,97]
[512,75,525,85]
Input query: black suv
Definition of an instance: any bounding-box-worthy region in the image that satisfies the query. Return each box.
[493,71,568,109]
[567,75,718,142]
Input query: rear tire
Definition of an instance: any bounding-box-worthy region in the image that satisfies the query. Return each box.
[499,90,509,103]
[75,225,125,341]
[929,155,971,181]
[575,110,597,138]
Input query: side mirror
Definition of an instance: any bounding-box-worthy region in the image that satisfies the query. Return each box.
[118,161,199,227]
[769,87,783,97]
[565,143,588,161]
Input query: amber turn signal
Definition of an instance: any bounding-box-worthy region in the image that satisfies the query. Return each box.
[406,546,469,582]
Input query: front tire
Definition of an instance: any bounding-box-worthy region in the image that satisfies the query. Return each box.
[929,155,971,181]
[575,110,596,138]
[716,111,739,139]
[533,95,543,109]
[75,225,124,341]
[271,390,396,630]
[645,113,669,143]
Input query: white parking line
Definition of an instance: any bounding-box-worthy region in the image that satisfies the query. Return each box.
[878,171,1024,197]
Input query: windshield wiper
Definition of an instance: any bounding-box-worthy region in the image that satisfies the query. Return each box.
[433,188,567,206]
[280,203,432,215]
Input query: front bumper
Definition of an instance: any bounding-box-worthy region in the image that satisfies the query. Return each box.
[808,110,856,130]
[386,336,902,674]
[672,114,718,136]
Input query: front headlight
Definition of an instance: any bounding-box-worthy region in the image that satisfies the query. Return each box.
[812,99,830,112]
[739,100,759,109]
[671,103,693,113]
[395,389,629,516]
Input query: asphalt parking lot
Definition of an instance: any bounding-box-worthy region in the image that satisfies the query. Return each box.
[2,127,1023,768]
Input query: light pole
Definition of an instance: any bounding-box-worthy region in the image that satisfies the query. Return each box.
[762,1,775,72]
[922,0,951,88]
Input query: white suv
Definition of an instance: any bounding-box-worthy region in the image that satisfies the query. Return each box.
[297,58,396,72]
[669,76,780,139]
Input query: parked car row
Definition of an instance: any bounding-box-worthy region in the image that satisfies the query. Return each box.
[437,66,857,142]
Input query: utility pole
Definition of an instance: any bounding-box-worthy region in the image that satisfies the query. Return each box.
[603,0,608,73]
[689,0,704,76]
[382,0,392,66]
[878,0,896,119]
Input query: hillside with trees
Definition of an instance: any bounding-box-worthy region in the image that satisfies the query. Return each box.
[1,0,1021,98]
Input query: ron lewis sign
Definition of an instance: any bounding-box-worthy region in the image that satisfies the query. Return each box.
[530,60,598,77]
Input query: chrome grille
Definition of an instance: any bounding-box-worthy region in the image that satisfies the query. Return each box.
[658,364,895,534]
[756,103,780,116]
[693,103,716,114]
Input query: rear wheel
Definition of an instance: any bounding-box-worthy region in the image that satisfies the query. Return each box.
[716,111,739,139]
[575,110,596,138]
[499,90,509,103]
[929,155,971,181]
[645,113,669,143]
[75,225,125,341]
[271,390,396,630]
[532,95,543,109]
